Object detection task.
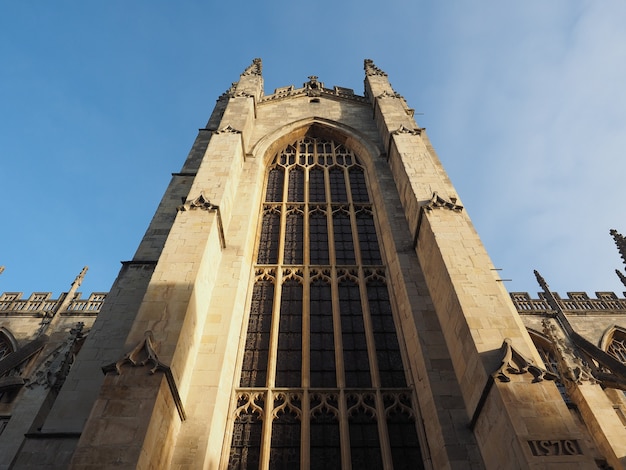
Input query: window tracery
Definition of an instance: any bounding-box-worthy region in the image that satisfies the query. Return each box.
[606,328,626,364]
[228,135,423,469]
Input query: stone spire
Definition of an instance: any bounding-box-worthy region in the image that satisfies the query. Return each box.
[364,59,387,77]
[610,229,626,288]
[37,266,88,337]
[241,57,262,76]
[610,229,626,266]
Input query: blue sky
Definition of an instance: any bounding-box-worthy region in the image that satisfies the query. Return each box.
[1,2,625,298]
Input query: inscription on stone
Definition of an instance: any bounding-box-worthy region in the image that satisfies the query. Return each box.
[527,439,582,457]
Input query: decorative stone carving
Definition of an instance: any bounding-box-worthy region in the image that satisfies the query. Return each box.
[304,76,323,97]
[533,270,626,391]
[177,192,217,212]
[241,58,262,76]
[493,338,558,383]
[610,229,626,266]
[423,192,463,212]
[542,319,596,385]
[26,322,85,390]
[103,331,165,375]
[0,336,47,378]
[364,59,387,77]
[260,84,367,104]
[213,124,242,135]
[392,124,421,136]
[102,331,187,420]
[177,193,226,248]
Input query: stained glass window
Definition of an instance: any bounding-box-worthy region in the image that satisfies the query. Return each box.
[229,135,424,469]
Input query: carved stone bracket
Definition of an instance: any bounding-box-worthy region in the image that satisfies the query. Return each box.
[413,192,464,249]
[392,124,421,136]
[102,331,186,421]
[213,124,242,135]
[364,59,387,77]
[493,338,558,383]
[423,192,463,212]
[177,193,226,249]
[377,90,403,99]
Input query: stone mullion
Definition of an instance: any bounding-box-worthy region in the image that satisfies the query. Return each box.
[301,268,311,390]
[345,159,382,391]
[258,388,274,470]
[338,388,352,470]
[375,390,394,469]
[258,265,284,470]
[276,166,289,266]
[300,389,311,470]
[304,165,311,267]
[325,147,352,470]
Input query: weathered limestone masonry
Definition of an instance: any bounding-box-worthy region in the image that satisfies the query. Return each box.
[363,60,596,468]
[68,62,264,469]
[8,60,626,469]
[514,287,626,469]
[0,268,105,469]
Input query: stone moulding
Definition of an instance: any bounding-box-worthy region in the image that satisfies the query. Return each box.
[260,85,368,105]
[102,331,186,421]
[377,90,404,100]
[493,338,558,383]
[177,193,226,249]
[212,124,248,161]
[412,192,464,249]
[470,338,557,431]
[213,124,242,135]
[423,191,463,212]
[392,124,422,136]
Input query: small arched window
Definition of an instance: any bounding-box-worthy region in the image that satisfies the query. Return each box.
[0,328,17,362]
[605,327,626,364]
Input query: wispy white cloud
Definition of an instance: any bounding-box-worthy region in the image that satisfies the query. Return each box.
[0,1,624,298]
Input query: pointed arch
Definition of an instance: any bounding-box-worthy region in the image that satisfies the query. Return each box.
[251,117,384,174]
[0,327,18,361]
[600,325,626,363]
[227,130,425,469]
[527,328,559,377]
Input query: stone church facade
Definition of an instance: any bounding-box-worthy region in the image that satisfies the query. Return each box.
[1,59,625,469]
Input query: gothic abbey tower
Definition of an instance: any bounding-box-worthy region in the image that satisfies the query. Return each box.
[2,59,626,469]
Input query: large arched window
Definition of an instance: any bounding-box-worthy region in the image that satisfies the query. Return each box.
[227,135,423,469]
